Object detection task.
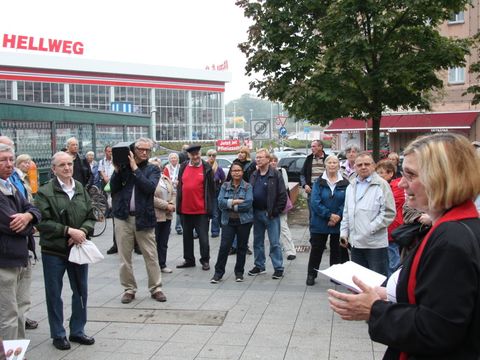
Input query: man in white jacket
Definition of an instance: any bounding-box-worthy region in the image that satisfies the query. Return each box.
[340,152,395,276]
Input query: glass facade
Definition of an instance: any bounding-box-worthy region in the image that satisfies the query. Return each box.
[16,81,64,104]
[1,79,224,141]
[70,84,109,110]
[96,125,126,158]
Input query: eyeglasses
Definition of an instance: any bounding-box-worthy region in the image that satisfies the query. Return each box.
[136,147,152,153]
[208,154,217,157]
[0,157,14,164]
[55,162,73,168]
[355,162,373,167]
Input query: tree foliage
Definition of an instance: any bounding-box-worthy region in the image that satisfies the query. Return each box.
[237,0,471,160]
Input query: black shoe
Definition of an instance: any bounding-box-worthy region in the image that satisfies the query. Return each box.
[210,274,222,284]
[176,262,196,268]
[134,247,142,255]
[106,246,118,255]
[272,270,284,279]
[229,247,237,255]
[287,255,296,260]
[211,233,219,238]
[69,334,95,345]
[248,266,266,276]
[201,261,210,271]
[235,274,244,282]
[306,274,315,286]
[25,318,38,330]
[53,337,71,350]
[246,248,252,255]
[176,229,183,235]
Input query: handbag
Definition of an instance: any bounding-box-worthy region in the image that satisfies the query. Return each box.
[391,222,430,247]
[283,195,293,214]
[68,240,104,264]
[103,181,111,193]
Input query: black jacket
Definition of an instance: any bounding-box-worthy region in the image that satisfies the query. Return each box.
[0,186,41,267]
[176,160,215,216]
[72,154,92,187]
[249,166,287,218]
[368,219,480,359]
[110,160,160,230]
[300,151,327,189]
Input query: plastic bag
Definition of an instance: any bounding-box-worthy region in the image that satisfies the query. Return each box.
[68,240,104,264]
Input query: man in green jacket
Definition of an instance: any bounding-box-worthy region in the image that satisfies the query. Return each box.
[35,151,96,351]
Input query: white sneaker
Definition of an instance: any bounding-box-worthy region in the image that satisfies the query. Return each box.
[161,267,173,273]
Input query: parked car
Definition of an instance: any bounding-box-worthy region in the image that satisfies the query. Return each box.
[216,157,233,176]
[278,155,306,183]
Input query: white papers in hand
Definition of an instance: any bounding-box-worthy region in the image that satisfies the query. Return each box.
[317,261,387,293]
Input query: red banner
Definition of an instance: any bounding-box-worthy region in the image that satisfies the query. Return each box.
[216,139,241,152]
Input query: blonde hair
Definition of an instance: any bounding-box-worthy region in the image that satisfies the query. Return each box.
[325,154,340,164]
[404,133,480,211]
[238,146,251,160]
[15,154,31,167]
[256,148,271,159]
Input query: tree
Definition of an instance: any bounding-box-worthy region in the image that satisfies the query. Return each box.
[237,0,471,160]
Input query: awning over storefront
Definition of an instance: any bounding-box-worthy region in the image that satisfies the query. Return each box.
[324,112,479,133]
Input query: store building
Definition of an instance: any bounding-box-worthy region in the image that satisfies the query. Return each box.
[0,51,231,142]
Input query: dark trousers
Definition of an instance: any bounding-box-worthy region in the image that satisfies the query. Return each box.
[155,220,171,268]
[351,247,388,277]
[182,214,210,265]
[307,233,349,276]
[214,221,252,277]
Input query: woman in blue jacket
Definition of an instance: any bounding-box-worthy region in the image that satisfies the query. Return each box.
[211,163,253,283]
[307,155,350,286]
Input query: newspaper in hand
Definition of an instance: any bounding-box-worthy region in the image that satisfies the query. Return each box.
[318,261,387,293]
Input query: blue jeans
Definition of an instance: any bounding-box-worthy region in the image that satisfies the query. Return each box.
[351,247,388,277]
[387,242,400,277]
[42,253,88,339]
[214,220,252,277]
[253,210,283,271]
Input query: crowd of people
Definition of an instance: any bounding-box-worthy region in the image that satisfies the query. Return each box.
[0,133,479,359]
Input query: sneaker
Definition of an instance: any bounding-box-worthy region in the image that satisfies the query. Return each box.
[235,274,244,282]
[210,274,222,284]
[248,266,266,276]
[272,270,284,279]
[161,267,173,273]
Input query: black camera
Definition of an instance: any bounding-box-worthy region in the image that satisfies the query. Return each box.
[112,142,134,167]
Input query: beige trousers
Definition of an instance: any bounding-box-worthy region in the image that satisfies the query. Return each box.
[0,262,31,340]
[114,216,162,295]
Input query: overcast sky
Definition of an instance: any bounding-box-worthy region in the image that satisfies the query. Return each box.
[0,0,255,102]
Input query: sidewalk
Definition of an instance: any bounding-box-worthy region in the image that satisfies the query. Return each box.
[26,221,386,360]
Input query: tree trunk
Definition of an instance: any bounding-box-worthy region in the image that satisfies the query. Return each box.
[371,114,381,162]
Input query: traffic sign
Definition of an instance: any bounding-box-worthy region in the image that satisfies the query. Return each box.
[251,120,271,140]
[279,127,287,137]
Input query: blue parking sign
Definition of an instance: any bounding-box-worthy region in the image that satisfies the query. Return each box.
[279,126,287,137]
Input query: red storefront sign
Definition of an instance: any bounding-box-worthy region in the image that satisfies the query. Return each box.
[2,34,84,55]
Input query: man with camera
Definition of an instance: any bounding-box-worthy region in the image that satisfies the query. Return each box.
[110,138,166,304]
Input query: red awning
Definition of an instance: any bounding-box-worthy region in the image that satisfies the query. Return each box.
[324,112,479,133]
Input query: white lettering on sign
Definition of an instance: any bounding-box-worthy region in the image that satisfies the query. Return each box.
[2,34,84,55]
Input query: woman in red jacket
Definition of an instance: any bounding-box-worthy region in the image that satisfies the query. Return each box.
[375,160,405,276]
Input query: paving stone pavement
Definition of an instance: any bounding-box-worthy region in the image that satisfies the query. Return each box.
[25,220,387,360]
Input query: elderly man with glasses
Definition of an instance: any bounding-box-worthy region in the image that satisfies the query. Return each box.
[339,152,396,276]
[110,137,166,304]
